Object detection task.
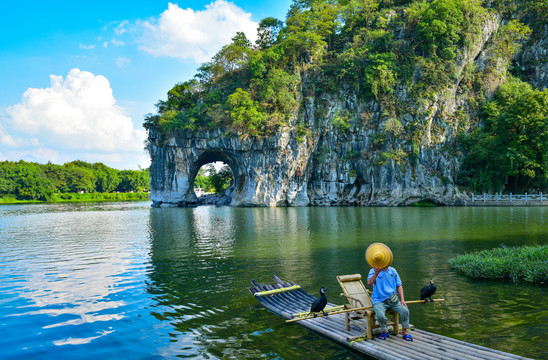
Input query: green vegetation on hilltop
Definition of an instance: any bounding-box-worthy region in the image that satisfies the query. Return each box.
[144,0,546,194]
[144,0,503,135]
[449,244,548,284]
[0,160,150,203]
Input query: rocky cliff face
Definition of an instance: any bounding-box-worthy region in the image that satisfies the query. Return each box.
[147,122,470,206]
[516,24,548,90]
[147,12,546,207]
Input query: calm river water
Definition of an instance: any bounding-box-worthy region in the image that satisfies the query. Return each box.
[0,202,546,359]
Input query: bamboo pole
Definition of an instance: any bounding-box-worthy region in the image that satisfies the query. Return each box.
[405,299,445,305]
[384,336,469,360]
[413,329,525,360]
[285,299,445,323]
[286,305,373,323]
[292,313,419,360]
[411,332,499,360]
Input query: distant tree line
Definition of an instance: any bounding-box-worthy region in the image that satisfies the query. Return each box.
[0,160,150,201]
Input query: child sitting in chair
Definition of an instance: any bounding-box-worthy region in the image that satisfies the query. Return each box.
[366,242,413,342]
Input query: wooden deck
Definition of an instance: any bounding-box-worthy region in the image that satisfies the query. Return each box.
[249,276,532,360]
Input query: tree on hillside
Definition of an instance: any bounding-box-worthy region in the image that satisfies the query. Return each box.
[44,162,67,192]
[281,0,340,63]
[0,161,54,200]
[193,164,234,194]
[459,78,548,193]
[256,17,284,49]
[210,165,234,193]
[194,165,215,192]
[197,32,253,84]
[95,168,119,193]
[116,170,149,192]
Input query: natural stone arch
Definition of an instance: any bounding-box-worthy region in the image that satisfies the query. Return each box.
[148,128,314,207]
[190,150,240,202]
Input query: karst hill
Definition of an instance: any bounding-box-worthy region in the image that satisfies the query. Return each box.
[144,0,548,207]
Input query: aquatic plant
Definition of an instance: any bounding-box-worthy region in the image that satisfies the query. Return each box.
[449,244,548,284]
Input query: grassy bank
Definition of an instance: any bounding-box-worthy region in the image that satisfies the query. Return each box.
[0,192,150,204]
[449,244,548,284]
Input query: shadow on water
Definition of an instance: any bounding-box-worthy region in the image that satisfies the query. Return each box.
[145,206,548,359]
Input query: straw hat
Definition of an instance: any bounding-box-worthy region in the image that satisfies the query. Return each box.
[365,243,393,268]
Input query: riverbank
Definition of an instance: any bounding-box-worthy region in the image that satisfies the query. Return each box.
[0,192,149,205]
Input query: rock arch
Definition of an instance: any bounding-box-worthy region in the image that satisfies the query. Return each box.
[147,128,313,207]
[191,150,239,201]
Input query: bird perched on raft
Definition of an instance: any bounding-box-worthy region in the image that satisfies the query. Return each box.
[309,287,328,317]
[420,279,436,302]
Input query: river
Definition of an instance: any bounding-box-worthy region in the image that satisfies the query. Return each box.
[0,202,546,359]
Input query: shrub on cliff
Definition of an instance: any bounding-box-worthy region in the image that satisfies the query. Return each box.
[414,0,487,60]
[227,88,266,136]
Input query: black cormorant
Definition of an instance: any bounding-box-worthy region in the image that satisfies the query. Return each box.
[420,279,436,302]
[309,287,328,317]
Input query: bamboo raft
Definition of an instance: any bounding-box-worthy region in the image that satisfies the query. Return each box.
[249,276,532,360]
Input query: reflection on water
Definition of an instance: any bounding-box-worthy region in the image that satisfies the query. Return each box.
[0,202,155,359]
[0,203,546,359]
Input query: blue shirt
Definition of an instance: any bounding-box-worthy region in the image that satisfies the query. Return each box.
[367,266,402,304]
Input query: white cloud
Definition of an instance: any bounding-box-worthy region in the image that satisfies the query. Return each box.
[138,1,258,62]
[110,39,125,46]
[79,43,95,50]
[0,124,17,147]
[103,38,125,48]
[114,20,129,35]
[3,69,148,169]
[116,57,131,67]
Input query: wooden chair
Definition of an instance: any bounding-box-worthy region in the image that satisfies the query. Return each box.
[337,273,399,339]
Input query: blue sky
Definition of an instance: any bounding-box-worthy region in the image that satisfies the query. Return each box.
[0,0,291,170]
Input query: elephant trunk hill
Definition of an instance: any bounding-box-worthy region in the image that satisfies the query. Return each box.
[145,1,548,207]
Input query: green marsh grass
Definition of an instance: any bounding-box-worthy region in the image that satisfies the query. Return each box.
[449,244,548,284]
